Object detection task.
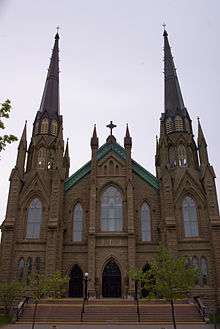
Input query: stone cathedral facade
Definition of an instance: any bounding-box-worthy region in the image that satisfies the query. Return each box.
[1,30,220,308]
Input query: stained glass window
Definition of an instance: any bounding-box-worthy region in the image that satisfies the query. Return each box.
[183,197,199,237]
[141,203,151,241]
[26,198,42,239]
[101,186,123,231]
[18,258,25,279]
[73,203,83,241]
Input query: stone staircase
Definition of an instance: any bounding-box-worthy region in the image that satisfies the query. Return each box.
[18,298,205,324]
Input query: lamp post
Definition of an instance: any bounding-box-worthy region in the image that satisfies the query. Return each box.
[81,272,89,321]
[84,272,89,301]
[134,279,140,322]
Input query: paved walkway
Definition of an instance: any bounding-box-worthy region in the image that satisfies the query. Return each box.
[3,324,218,329]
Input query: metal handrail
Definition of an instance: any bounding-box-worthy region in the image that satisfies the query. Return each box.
[16,296,29,320]
[193,296,208,322]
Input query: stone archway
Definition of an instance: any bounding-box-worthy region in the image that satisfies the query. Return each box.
[102,259,121,298]
[69,264,83,297]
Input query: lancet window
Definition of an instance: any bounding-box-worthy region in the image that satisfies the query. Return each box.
[101,186,123,231]
[73,203,83,241]
[140,203,151,241]
[26,198,42,239]
[183,196,199,237]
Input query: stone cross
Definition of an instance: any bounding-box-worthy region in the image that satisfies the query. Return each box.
[106,121,117,135]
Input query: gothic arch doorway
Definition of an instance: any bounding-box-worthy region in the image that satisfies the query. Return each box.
[69,264,83,297]
[102,259,121,298]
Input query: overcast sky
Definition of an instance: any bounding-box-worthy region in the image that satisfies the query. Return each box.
[0,0,220,228]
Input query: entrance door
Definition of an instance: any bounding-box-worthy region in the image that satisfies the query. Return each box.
[102,260,121,298]
[69,264,83,297]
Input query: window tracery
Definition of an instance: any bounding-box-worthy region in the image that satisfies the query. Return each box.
[178,144,187,166]
[40,118,49,134]
[101,186,123,231]
[183,197,199,237]
[166,118,173,134]
[140,203,151,241]
[175,115,183,131]
[73,203,83,241]
[37,147,46,169]
[26,198,42,239]
[51,120,58,136]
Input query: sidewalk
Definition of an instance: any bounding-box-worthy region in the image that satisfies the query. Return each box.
[4,323,217,329]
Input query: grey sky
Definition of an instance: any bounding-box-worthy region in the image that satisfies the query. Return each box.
[0,0,220,227]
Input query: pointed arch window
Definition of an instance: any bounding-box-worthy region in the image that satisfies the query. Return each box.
[26,198,42,239]
[73,203,83,241]
[169,146,176,168]
[201,257,208,285]
[175,115,183,131]
[51,120,58,136]
[18,258,25,280]
[166,118,173,134]
[101,186,123,231]
[41,118,49,134]
[183,196,199,237]
[37,147,46,169]
[178,144,187,166]
[192,256,199,284]
[27,257,32,275]
[140,203,151,241]
[35,257,42,274]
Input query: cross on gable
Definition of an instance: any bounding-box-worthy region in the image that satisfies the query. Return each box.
[106,121,117,136]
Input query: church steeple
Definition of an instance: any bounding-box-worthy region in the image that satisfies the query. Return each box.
[163,29,186,117]
[39,32,60,116]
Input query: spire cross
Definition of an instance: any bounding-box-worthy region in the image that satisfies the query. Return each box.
[106,121,117,136]
[162,23,166,30]
[56,26,60,34]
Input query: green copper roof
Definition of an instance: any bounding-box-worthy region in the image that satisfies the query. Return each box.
[64,142,159,191]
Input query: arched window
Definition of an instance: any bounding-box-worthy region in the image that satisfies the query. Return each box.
[183,197,199,237]
[175,115,183,131]
[35,257,42,274]
[26,198,42,239]
[166,118,173,134]
[51,120,58,136]
[37,147,46,169]
[141,203,151,241]
[192,256,199,284]
[178,144,187,166]
[27,257,32,275]
[18,258,25,280]
[101,186,123,231]
[40,118,49,134]
[73,203,83,241]
[201,257,208,285]
[169,146,176,168]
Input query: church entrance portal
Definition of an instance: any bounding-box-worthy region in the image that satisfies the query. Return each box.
[102,260,121,298]
[69,265,83,297]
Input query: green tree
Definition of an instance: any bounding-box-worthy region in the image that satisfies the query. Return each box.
[0,99,17,153]
[0,281,23,315]
[129,245,198,329]
[27,272,69,329]
[47,272,69,299]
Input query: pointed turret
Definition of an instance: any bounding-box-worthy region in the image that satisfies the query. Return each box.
[39,32,60,116]
[90,125,99,148]
[124,124,132,148]
[163,29,186,117]
[16,121,27,175]
[198,118,209,166]
[63,138,70,178]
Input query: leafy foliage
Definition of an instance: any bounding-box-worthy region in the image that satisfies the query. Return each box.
[0,99,17,153]
[0,281,23,314]
[46,272,69,298]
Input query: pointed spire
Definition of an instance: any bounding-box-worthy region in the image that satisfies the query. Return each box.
[91,124,99,148]
[39,32,60,116]
[163,29,186,117]
[197,117,207,147]
[64,138,69,158]
[124,123,132,148]
[16,121,27,175]
[197,118,209,166]
[18,120,27,147]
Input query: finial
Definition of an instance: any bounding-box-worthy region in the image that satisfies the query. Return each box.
[197,116,200,123]
[106,121,117,136]
[55,26,60,39]
[163,23,168,37]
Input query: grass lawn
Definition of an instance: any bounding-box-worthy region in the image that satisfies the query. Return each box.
[0,314,12,327]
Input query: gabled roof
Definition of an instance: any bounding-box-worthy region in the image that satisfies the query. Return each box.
[64,142,160,191]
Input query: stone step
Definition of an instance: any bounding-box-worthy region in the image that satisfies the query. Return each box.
[18,300,204,324]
